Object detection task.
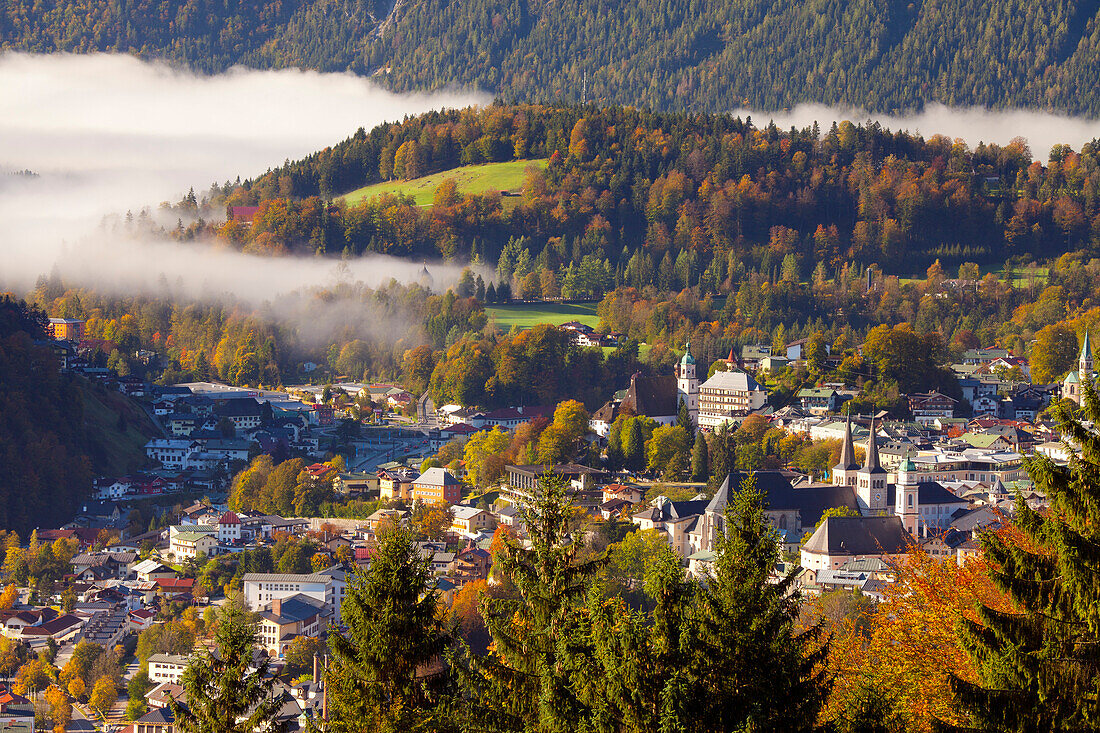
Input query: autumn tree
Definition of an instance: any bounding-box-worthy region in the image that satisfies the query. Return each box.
[1029,322,1080,383]
[88,676,118,719]
[411,501,453,540]
[646,424,691,479]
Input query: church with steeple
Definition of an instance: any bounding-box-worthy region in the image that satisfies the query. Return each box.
[687,414,969,557]
[1062,330,1095,405]
[675,342,700,424]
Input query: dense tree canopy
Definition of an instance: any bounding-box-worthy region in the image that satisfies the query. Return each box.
[7,1,1100,114]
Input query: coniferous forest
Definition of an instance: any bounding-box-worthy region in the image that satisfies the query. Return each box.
[6,0,1100,113]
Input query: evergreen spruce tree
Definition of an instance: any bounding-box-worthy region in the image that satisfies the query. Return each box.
[709,423,735,487]
[582,546,695,733]
[622,418,645,472]
[168,605,286,733]
[690,475,829,732]
[454,473,608,731]
[690,431,709,482]
[676,398,694,435]
[327,525,450,733]
[945,383,1100,731]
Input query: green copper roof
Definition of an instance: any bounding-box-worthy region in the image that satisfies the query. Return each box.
[680,341,695,366]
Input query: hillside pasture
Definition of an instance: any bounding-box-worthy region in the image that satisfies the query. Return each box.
[337,159,548,207]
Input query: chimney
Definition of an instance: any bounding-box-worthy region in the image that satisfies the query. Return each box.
[313,653,319,682]
[271,598,282,617]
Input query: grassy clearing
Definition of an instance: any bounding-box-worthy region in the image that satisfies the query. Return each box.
[337,159,548,207]
[485,302,600,331]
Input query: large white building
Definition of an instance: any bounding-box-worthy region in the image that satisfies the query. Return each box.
[697,369,768,428]
[242,566,348,622]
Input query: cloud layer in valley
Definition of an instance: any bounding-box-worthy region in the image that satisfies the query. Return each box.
[0,52,488,300]
[733,103,1100,160]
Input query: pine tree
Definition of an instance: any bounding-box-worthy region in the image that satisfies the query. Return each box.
[709,423,735,487]
[168,605,285,733]
[583,545,695,733]
[690,474,829,731]
[622,418,645,472]
[454,472,608,731]
[676,398,693,435]
[690,431,709,482]
[945,383,1100,731]
[327,525,449,733]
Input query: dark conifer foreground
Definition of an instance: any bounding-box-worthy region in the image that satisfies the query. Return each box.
[168,605,286,733]
[327,525,450,733]
[947,381,1100,731]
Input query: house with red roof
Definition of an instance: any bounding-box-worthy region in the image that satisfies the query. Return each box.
[217,511,242,543]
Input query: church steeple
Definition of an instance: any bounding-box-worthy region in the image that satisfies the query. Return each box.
[856,418,887,515]
[863,417,882,474]
[1081,330,1093,376]
[896,446,920,536]
[832,410,859,486]
[676,341,699,423]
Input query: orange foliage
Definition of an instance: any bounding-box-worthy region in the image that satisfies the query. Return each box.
[821,538,1016,731]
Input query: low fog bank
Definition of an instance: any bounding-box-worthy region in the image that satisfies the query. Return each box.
[733,103,1100,160]
[0,52,488,297]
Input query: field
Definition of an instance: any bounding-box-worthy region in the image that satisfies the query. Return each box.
[485,302,600,331]
[337,159,548,207]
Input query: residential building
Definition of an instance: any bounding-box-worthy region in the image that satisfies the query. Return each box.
[144,439,201,468]
[148,654,190,684]
[169,530,218,560]
[739,344,771,371]
[257,595,326,657]
[216,511,242,543]
[413,468,463,504]
[697,370,768,428]
[451,506,496,534]
[907,392,958,424]
[378,469,419,501]
[796,388,848,415]
[632,496,709,557]
[47,317,84,340]
[214,398,263,430]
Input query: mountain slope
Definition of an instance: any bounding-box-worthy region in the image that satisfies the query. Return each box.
[0,297,155,534]
[4,0,1100,113]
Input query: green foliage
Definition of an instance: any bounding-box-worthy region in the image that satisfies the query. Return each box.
[690,431,709,482]
[9,2,1100,116]
[454,472,608,730]
[327,526,449,732]
[691,475,830,730]
[169,605,285,733]
[948,380,1100,730]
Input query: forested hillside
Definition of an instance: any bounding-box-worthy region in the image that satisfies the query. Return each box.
[5,0,1100,113]
[206,105,1098,274]
[0,297,153,533]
